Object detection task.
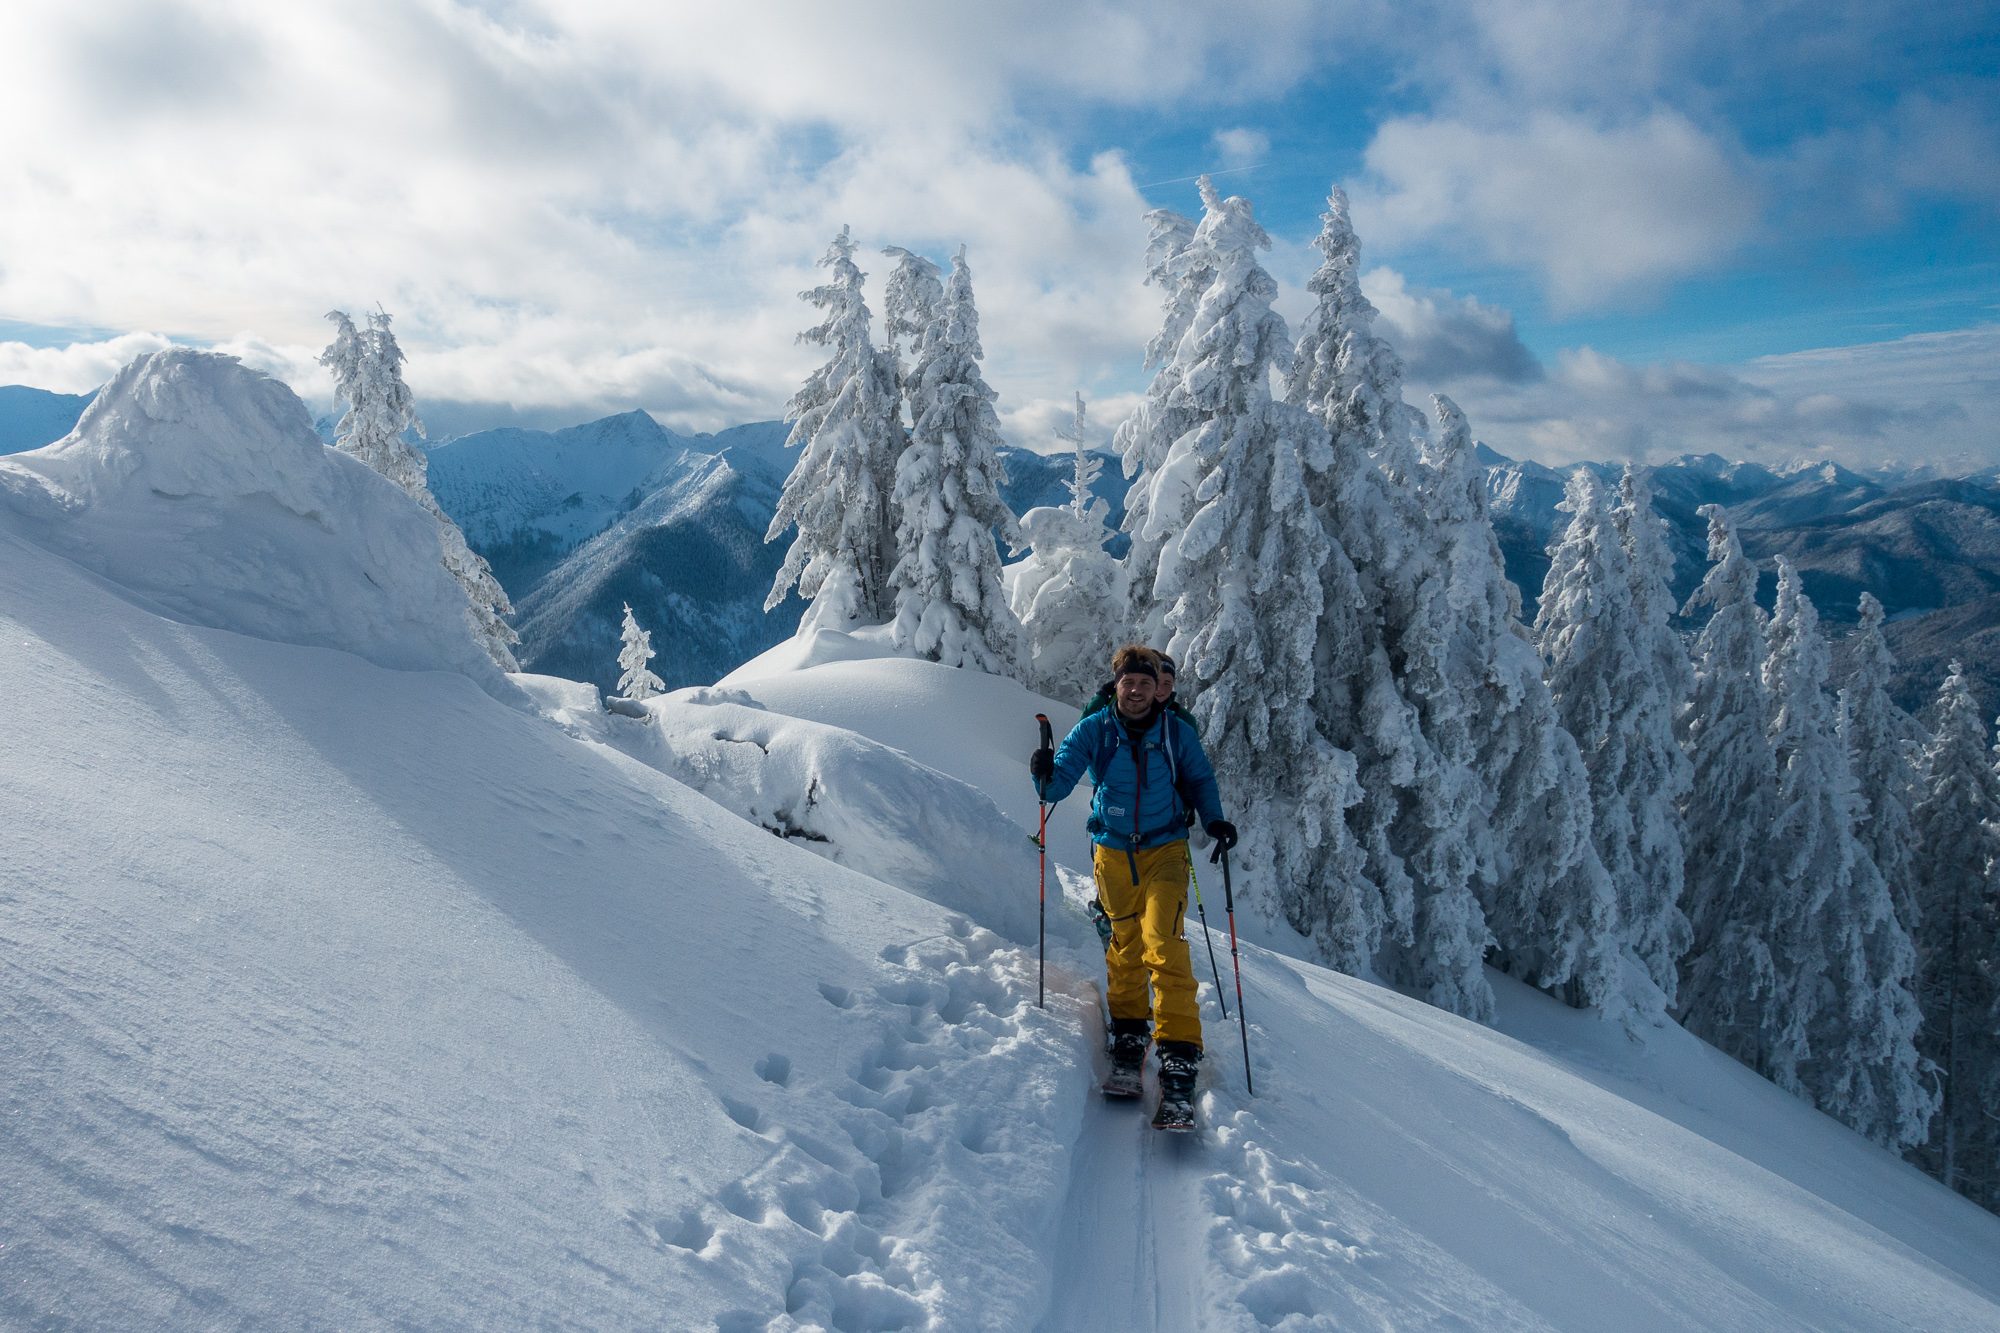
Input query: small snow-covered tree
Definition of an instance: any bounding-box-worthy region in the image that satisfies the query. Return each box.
[1760,562,1928,1145]
[1138,178,1366,952]
[1114,206,1207,648]
[1009,393,1126,703]
[320,308,519,671]
[616,603,665,701]
[1676,506,1781,1063]
[886,246,1022,672]
[766,227,904,631]
[1908,666,2000,1204]
[1610,465,1695,1002]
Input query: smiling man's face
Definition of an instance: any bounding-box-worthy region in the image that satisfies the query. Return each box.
[1115,670,1157,719]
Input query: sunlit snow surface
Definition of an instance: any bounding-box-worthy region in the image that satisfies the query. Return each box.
[3,378,1999,1327]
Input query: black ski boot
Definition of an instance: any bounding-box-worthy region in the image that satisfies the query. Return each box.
[1103,1030,1148,1099]
[1152,1042,1201,1131]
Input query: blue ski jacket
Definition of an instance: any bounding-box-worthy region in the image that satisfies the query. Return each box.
[1034,704,1226,851]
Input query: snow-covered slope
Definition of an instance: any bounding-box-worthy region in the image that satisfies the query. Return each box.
[718,635,2000,1330]
[1,528,1092,1331]
[8,520,2000,1326]
[0,349,507,691]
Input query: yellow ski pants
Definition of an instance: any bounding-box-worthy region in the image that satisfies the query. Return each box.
[1094,841,1203,1049]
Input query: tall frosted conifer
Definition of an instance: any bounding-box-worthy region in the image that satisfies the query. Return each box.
[1284,185,1433,980]
[320,309,519,671]
[1537,467,1680,1020]
[1677,508,1783,1070]
[1825,591,1934,1148]
[1010,394,1126,704]
[1136,178,1366,950]
[1428,397,1619,1018]
[1908,666,2000,1205]
[1841,593,1925,935]
[766,227,903,630]
[887,247,1022,673]
[1759,562,1928,1141]
[1284,186,1622,1022]
[1115,207,1208,648]
[1610,466,1695,1000]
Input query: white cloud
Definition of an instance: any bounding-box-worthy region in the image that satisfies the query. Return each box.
[1353,111,1761,312]
[0,333,174,394]
[1421,325,2000,470]
[999,390,1140,457]
[1211,127,1270,168]
[1360,268,1542,383]
[0,2,1368,438]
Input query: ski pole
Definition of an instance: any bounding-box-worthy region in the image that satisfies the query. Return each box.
[1211,840,1252,1096]
[1184,845,1229,1021]
[1035,713,1053,1010]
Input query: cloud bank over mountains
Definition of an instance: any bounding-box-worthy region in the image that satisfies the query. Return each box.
[0,1,1991,463]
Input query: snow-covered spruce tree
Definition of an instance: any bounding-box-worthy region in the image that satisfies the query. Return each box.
[1758,561,1928,1145]
[1114,205,1207,649]
[1008,393,1127,703]
[616,603,665,701]
[1826,591,1936,1148]
[1908,665,2000,1204]
[1841,592,1926,937]
[1283,184,1433,980]
[1609,465,1695,1002]
[1676,507,1785,1073]
[1138,179,1366,951]
[320,308,519,671]
[1536,467,1681,1021]
[765,227,904,631]
[886,246,1022,672]
[1427,396,1619,1019]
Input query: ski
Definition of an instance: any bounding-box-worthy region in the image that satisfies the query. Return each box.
[1102,1065,1143,1099]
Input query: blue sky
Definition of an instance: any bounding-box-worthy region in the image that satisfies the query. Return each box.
[0,1,1994,466]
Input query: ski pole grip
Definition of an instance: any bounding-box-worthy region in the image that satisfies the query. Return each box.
[1036,714,1052,749]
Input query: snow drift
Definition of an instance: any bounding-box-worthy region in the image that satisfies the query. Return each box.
[519,677,1053,946]
[0,348,506,691]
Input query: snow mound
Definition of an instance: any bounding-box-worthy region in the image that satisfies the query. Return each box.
[539,683,1056,947]
[721,646,1100,883]
[0,348,506,690]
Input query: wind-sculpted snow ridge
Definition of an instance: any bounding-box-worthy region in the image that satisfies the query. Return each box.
[518,676,1052,947]
[1,533,1097,1331]
[0,347,508,693]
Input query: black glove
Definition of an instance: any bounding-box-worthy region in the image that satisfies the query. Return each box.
[1030,747,1055,781]
[1206,820,1238,852]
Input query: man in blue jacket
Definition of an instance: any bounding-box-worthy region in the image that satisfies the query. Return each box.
[1031,646,1237,1122]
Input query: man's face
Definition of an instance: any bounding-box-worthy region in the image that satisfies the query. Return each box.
[1115,670,1157,718]
[1158,666,1175,700]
